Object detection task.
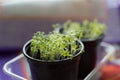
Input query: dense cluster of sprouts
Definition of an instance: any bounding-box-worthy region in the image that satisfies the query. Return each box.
[53,20,106,40]
[30,32,82,61]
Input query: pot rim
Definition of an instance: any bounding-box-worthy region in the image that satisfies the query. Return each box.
[23,39,84,63]
[81,34,104,42]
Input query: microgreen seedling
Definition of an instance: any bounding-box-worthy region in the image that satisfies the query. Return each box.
[30,32,83,61]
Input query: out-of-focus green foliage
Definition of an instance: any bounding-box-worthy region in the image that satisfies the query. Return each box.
[53,20,106,40]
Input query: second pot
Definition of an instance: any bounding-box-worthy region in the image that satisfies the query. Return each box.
[78,36,103,79]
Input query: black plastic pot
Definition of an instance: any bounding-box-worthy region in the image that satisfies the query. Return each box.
[78,36,103,79]
[56,27,104,79]
[23,40,84,80]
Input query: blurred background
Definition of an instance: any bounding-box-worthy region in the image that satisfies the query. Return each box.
[0,0,120,80]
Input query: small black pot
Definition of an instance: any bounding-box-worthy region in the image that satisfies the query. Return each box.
[56,27,104,79]
[23,40,84,80]
[78,36,103,79]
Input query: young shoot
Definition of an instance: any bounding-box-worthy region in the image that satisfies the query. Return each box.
[30,31,83,61]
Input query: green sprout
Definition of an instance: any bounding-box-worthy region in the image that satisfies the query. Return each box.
[53,19,106,40]
[30,31,83,61]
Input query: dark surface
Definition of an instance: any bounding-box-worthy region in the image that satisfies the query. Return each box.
[0,50,21,80]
